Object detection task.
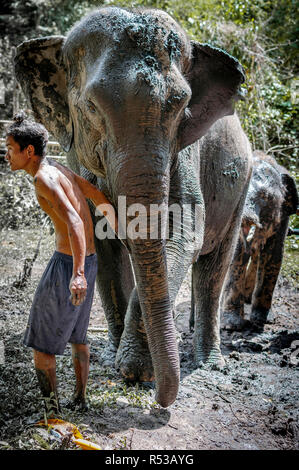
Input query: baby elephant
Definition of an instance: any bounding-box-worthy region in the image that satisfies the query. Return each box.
[222,150,298,330]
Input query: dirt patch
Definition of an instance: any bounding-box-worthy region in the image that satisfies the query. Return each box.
[0,227,298,450]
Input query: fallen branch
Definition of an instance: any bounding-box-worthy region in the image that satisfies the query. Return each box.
[88,327,108,333]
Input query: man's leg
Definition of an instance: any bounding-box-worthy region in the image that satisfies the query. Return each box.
[71,343,90,410]
[33,349,60,415]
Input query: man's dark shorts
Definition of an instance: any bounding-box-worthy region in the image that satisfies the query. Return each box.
[23,251,98,355]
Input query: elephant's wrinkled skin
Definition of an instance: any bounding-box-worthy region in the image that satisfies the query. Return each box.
[15,7,251,407]
[222,151,298,330]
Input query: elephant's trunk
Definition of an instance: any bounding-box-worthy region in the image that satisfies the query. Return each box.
[130,240,180,407]
[113,151,180,407]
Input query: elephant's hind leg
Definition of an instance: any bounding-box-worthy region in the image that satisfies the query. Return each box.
[192,250,226,367]
[192,209,244,367]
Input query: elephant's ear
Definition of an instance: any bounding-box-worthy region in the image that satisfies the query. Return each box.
[179,42,245,150]
[14,36,73,152]
[281,173,299,216]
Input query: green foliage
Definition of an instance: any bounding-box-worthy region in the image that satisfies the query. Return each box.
[38,0,100,35]
[0,37,15,119]
[0,165,46,230]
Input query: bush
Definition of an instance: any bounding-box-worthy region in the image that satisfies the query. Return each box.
[0,163,46,230]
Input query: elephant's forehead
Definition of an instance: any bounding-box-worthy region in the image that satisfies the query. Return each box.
[64,7,187,60]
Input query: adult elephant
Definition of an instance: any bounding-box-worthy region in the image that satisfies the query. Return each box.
[15,7,251,407]
[222,151,298,330]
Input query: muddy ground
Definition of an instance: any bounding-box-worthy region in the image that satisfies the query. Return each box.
[0,225,298,451]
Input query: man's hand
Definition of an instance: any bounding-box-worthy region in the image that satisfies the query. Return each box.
[69,274,87,306]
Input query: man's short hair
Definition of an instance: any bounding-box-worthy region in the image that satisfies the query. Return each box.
[6,111,48,157]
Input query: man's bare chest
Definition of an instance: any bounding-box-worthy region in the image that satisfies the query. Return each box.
[36,192,65,229]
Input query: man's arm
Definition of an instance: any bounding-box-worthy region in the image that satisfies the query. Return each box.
[74,174,118,233]
[34,175,87,306]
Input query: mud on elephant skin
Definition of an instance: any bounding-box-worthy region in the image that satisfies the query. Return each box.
[222,151,298,331]
[15,7,250,407]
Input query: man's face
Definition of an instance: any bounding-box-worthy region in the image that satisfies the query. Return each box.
[5,135,29,171]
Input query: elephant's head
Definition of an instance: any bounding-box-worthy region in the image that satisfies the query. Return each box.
[15,7,244,407]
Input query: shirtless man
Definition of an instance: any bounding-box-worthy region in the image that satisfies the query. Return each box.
[5,113,117,413]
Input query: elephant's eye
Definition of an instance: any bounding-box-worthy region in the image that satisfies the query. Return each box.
[86,101,96,113]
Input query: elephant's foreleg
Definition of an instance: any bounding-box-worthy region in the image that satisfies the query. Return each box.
[115,288,154,382]
[221,233,251,330]
[116,240,196,382]
[250,217,289,326]
[94,237,135,366]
